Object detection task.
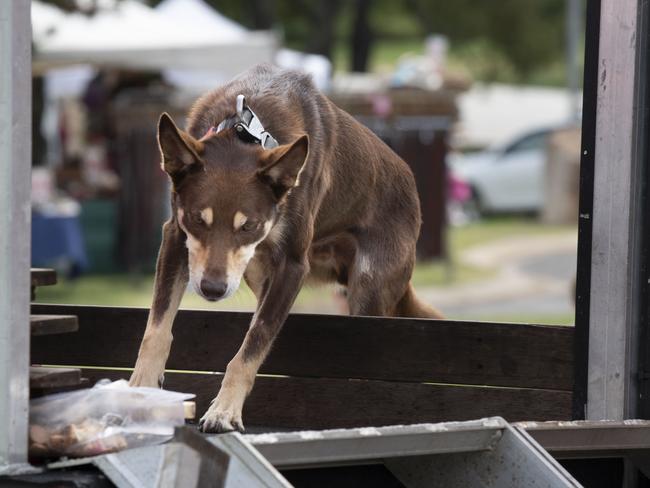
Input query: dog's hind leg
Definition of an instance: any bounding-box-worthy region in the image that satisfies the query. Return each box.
[346,239,413,317]
[347,280,407,317]
[130,220,188,388]
[199,256,308,433]
[347,259,443,319]
[394,282,444,319]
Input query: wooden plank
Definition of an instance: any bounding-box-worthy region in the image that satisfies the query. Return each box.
[30,268,57,287]
[30,379,90,399]
[29,367,81,389]
[30,315,78,336]
[81,370,572,431]
[31,304,574,390]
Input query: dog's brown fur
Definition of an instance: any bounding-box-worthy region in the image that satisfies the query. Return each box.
[130,64,442,433]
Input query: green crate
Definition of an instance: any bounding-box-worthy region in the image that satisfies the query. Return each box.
[80,199,118,273]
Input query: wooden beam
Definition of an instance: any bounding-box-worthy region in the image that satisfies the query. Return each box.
[30,315,78,336]
[30,269,57,288]
[31,304,574,391]
[81,369,572,431]
[29,367,81,390]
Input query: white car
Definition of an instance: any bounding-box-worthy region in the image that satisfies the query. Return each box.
[450,129,552,214]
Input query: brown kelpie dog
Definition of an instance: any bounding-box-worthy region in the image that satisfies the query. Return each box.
[129,64,442,433]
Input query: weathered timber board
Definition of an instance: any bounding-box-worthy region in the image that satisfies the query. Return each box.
[31,304,574,390]
[30,314,79,336]
[81,369,572,430]
[29,367,81,389]
[30,268,57,287]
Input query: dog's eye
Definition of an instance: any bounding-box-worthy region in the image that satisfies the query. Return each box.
[240,220,257,232]
[191,213,204,225]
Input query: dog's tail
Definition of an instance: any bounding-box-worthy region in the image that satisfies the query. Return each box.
[394,283,444,319]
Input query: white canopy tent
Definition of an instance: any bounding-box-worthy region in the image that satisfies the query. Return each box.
[31,0,277,76]
[32,0,331,94]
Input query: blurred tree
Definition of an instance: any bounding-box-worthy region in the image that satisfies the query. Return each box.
[38,0,108,14]
[285,0,342,59]
[42,0,578,84]
[249,0,276,29]
[40,0,79,11]
[404,0,566,78]
[350,0,373,72]
[203,0,341,60]
[199,0,275,30]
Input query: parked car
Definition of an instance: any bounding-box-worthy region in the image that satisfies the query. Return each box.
[449,128,557,215]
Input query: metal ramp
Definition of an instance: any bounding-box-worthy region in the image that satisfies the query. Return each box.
[43,427,290,488]
[241,417,580,488]
[11,417,580,487]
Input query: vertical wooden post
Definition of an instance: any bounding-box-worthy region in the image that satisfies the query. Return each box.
[0,0,31,467]
[587,0,644,421]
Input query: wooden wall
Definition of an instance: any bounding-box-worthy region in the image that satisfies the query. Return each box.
[31,304,573,430]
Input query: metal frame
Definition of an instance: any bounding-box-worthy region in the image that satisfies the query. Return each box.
[243,417,581,487]
[586,0,646,421]
[29,417,650,487]
[0,0,32,469]
[36,418,585,487]
[634,0,650,421]
[244,418,504,469]
[385,426,580,488]
[521,419,650,459]
[47,428,291,488]
[572,0,600,422]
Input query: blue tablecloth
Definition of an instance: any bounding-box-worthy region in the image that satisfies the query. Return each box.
[32,212,89,276]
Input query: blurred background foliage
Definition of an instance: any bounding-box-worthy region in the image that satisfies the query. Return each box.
[33,0,582,325]
[44,0,579,85]
[171,0,574,85]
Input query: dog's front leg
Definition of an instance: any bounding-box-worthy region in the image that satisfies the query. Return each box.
[130,220,188,388]
[199,257,308,433]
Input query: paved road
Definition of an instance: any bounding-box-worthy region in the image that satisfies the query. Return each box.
[418,232,578,323]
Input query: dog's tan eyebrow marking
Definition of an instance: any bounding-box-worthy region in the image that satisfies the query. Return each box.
[233,211,247,230]
[200,208,213,226]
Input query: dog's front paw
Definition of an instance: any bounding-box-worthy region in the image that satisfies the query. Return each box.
[129,362,164,388]
[198,405,245,434]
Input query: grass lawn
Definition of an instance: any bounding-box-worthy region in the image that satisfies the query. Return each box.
[412,216,573,288]
[35,217,576,323]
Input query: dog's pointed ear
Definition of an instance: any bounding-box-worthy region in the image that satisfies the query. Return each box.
[257,134,309,200]
[157,113,203,178]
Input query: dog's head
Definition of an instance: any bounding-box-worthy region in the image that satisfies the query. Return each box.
[157,113,308,301]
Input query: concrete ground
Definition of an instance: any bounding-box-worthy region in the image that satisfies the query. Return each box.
[418,232,577,324]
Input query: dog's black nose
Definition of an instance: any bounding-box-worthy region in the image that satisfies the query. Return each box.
[200,279,228,300]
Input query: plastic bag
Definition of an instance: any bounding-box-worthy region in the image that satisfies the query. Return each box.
[29,379,194,458]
